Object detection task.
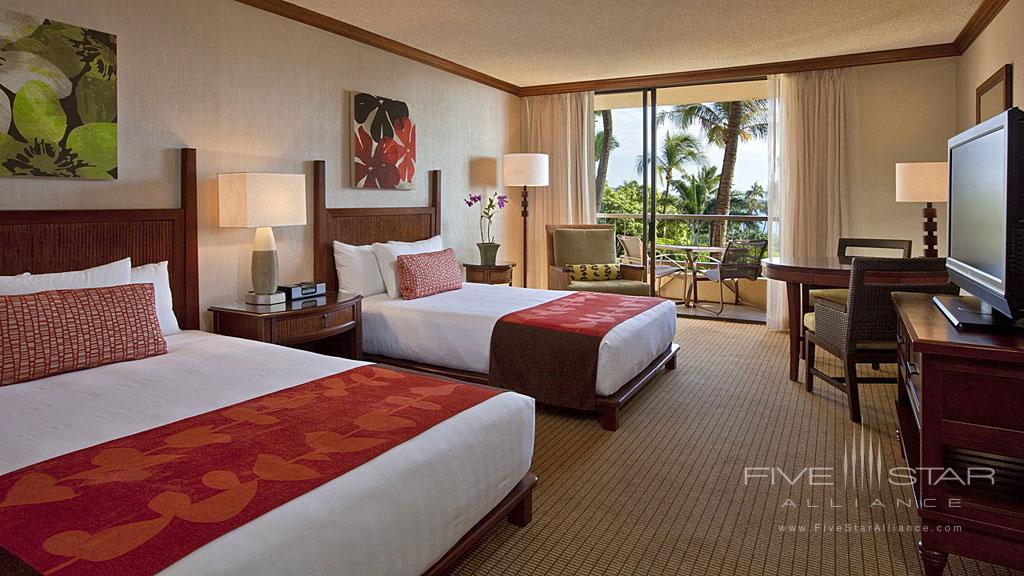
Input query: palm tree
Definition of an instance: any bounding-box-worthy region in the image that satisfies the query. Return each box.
[634,131,705,200]
[659,100,768,246]
[671,165,720,244]
[595,110,617,209]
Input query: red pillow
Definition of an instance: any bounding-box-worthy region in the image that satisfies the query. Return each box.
[1,284,168,386]
[397,248,463,299]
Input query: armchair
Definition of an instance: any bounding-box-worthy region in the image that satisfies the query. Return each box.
[545,225,649,295]
[804,257,957,422]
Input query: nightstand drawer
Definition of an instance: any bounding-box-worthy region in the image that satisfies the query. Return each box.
[274,307,354,344]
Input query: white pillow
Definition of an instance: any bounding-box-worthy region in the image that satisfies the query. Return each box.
[0,258,131,295]
[333,241,386,297]
[131,261,180,335]
[372,235,444,298]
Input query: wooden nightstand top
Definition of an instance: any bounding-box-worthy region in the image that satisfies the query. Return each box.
[208,292,361,318]
[462,261,516,271]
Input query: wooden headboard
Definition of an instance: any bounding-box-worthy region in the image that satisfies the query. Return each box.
[313,160,442,293]
[0,148,200,330]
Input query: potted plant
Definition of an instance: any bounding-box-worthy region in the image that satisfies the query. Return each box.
[465,192,507,265]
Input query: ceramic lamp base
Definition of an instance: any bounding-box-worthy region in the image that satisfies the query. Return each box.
[251,226,279,295]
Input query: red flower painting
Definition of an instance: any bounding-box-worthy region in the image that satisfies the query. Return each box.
[353,93,416,189]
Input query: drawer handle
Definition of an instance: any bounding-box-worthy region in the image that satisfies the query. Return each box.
[321,313,329,328]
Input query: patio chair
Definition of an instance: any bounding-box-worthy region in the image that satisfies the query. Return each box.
[546,225,649,295]
[804,257,956,423]
[697,239,767,314]
[616,234,687,296]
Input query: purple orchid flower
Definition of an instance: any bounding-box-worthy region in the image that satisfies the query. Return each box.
[496,195,508,209]
[464,194,482,207]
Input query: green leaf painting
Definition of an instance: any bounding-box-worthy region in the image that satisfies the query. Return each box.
[0,9,116,179]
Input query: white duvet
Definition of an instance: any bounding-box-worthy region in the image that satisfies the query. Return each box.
[362,283,678,397]
[0,331,535,576]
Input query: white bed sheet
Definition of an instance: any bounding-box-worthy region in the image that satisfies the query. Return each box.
[0,331,535,576]
[361,283,677,397]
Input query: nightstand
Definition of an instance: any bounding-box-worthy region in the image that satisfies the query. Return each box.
[209,292,362,359]
[463,261,516,286]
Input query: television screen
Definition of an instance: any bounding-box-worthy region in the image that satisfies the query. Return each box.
[949,126,1006,290]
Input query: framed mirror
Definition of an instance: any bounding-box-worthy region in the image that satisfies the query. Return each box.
[976,64,1013,124]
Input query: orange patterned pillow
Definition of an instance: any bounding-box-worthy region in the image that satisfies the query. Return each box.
[0,284,168,386]
[397,248,463,300]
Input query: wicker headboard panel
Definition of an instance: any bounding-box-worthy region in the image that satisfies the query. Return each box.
[313,161,442,293]
[0,148,200,329]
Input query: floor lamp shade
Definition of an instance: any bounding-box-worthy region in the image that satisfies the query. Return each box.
[503,154,549,287]
[895,162,947,258]
[503,154,550,187]
[218,173,307,298]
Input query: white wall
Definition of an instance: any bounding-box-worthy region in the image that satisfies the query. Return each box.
[0,0,522,325]
[850,58,958,256]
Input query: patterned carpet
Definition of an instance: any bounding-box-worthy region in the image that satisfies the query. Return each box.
[449,318,1020,576]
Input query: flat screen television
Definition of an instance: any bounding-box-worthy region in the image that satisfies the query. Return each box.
[935,107,1024,327]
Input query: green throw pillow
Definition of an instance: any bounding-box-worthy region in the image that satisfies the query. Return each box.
[567,264,621,281]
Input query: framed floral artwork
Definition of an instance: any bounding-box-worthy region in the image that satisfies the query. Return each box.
[0,9,117,180]
[352,92,415,189]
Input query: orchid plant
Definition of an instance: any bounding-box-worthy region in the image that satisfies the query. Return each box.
[465,192,508,244]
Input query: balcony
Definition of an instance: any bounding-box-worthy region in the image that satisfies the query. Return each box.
[598,212,769,323]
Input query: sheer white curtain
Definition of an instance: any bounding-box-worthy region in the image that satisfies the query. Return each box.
[521,92,596,288]
[766,69,859,331]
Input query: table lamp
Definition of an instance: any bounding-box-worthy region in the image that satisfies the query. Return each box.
[503,153,549,286]
[219,172,307,305]
[895,162,948,258]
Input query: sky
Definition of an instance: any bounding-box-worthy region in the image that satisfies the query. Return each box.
[602,106,769,193]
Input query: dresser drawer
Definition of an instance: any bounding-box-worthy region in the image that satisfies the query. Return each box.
[274,306,355,344]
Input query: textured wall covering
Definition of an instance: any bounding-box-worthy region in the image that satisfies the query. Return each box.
[956,0,1023,131]
[851,58,957,256]
[0,0,522,325]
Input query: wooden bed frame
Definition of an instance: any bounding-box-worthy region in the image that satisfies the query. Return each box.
[1,151,534,576]
[0,148,200,329]
[312,160,679,431]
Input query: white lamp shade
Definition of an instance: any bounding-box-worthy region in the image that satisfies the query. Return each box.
[503,153,549,187]
[895,162,948,203]
[218,173,307,228]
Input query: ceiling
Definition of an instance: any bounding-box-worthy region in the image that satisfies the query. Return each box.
[289,0,982,88]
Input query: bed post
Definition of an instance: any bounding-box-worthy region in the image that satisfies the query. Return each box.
[180,148,200,330]
[312,160,336,293]
[429,170,441,237]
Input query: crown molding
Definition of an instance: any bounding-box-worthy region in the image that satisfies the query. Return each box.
[517,44,960,97]
[235,0,1008,98]
[954,0,1010,52]
[232,0,519,94]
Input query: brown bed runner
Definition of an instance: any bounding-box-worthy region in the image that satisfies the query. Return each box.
[489,292,665,411]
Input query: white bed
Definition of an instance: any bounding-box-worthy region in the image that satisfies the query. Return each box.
[361,282,678,397]
[0,331,535,576]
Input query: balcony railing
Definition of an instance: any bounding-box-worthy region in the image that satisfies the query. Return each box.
[597,213,768,248]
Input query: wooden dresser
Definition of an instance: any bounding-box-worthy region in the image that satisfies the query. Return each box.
[893,292,1024,575]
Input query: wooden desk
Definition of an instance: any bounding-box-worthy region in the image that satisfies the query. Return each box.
[893,292,1024,575]
[763,257,853,380]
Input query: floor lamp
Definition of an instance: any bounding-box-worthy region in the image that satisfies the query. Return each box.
[503,153,550,287]
[895,162,948,258]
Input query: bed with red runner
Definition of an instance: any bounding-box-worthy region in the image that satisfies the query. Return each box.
[0,365,503,576]
[490,291,669,416]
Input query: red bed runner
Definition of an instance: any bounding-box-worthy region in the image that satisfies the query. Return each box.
[0,366,500,576]
[489,291,666,410]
